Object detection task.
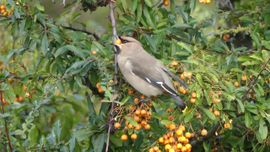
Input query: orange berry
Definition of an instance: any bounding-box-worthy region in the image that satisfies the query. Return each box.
[1,98,9,106]
[135,109,141,115]
[190,98,196,103]
[212,98,221,104]
[171,60,178,67]
[153,146,159,151]
[98,88,104,93]
[91,50,97,55]
[121,134,128,141]
[141,120,147,126]
[178,87,186,94]
[134,115,141,122]
[127,124,133,129]
[131,133,138,140]
[201,129,208,136]
[224,123,231,129]
[180,74,185,80]
[185,132,192,139]
[133,98,140,104]
[169,124,176,130]
[179,125,186,131]
[163,0,169,6]
[134,124,142,130]
[141,109,147,115]
[234,81,240,87]
[186,72,192,79]
[149,148,154,152]
[128,89,134,95]
[168,115,174,121]
[0,5,5,10]
[140,95,145,99]
[213,110,220,117]
[191,92,197,98]
[144,124,151,130]
[114,122,121,129]
[223,34,230,42]
[96,82,101,88]
[242,75,247,81]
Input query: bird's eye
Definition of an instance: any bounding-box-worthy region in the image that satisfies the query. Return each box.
[119,37,129,43]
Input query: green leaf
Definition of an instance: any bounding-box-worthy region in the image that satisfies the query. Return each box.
[28,125,39,147]
[201,108,216,120]
[244,113,252,128]
[125,116,139,126]
[236,99,245,113]
[41,34,48,54]
[258,119,268,141]
[92,133,106,152]
[143,7,155,28]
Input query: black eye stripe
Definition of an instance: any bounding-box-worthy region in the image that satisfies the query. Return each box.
[119,37,130,43]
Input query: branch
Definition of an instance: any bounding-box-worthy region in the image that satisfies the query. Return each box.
[105,1,119,152]
[242,57,270,101]
[61,25,100,40]
[0,91,13,152]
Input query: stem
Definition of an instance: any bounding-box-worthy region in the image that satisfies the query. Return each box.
[0,91,13,152]
[242,58,270,101]
[105,1,119,152]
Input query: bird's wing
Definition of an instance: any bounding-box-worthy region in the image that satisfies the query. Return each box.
[127,57,178,97]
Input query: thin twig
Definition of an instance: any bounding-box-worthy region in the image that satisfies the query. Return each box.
[0,91,13,152]
[61,25,100,40]
[105,1,119,152]
[242,57,270,101]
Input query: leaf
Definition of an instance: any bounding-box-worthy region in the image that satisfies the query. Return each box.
[143,7,155,28]
[176,42,193,53]
[244,113,252,128]
[28,125,39,147]
[69,136,76,152]
[92,133,106,152]
[41,34,48,54]
[258,119,268,141]
[236,99,245,113]
[125,116,139,126]
[201,108,216,120]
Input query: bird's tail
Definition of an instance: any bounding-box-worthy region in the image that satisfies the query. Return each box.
[171,95,186,110]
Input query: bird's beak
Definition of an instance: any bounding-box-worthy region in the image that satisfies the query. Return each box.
[113,38,122,49]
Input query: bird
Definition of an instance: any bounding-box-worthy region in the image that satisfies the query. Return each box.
[114,36,187,109]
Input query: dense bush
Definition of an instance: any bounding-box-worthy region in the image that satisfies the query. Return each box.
[0,0,269,151]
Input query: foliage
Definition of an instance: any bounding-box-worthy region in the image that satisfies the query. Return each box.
[0,0,269,151]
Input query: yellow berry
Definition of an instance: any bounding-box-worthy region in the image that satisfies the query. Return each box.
[121,134,128,141]
[131,133,138,140]
[114,122,121,129]
[176,129,183,136]
[201,129,208,136]
[185,132,192,139]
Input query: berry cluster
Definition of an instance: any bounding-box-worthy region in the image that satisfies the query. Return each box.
[0,4,13,17]
[150,124,193,152]
[115,96,153,142]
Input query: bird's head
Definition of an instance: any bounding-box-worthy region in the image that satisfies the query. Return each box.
[113,36,141,53]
